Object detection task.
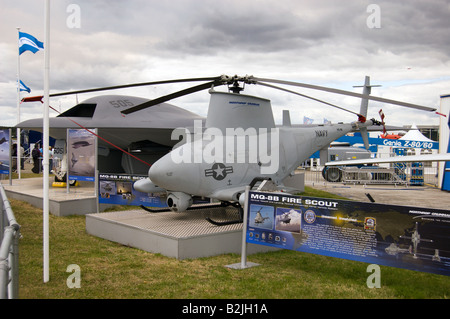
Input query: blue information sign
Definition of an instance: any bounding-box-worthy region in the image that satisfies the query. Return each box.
[246,191,450,276]
[98,173,167,208]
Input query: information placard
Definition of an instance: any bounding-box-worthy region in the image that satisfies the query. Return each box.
[0,129,10,174]
[246,191,450,276]
[99,173,167,208]
[68,128,97,181]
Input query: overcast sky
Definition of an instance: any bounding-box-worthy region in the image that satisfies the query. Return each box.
[1,0,449,130]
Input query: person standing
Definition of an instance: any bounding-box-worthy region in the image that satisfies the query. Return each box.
[49,146,54,171]
[11,144,17,172]
[31,144,41,173]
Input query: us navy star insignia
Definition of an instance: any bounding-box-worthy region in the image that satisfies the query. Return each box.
[205,163,233,181]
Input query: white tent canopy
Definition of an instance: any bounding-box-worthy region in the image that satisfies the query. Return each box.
[399,124,434,142]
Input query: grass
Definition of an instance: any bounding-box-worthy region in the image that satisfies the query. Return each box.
[8,186,450,299]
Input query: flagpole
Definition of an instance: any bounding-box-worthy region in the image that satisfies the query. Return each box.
[16,27,21,180]
[43,0,50,283]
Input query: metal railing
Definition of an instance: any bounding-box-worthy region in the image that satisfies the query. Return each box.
[0,182,20,299]
[340,166,408,185]
[304,163,439,187]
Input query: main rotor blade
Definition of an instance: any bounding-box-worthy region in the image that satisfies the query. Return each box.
[253,77,437,112]
[121,79,223,114]
[49,77,222,98]
[256,81,362,118]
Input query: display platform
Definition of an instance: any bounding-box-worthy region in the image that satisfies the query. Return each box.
[86,206,278,260]
[2,177,98,217]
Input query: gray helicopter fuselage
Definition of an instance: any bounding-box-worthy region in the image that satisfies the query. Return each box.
[133,89,376,211]
[147,121,357,202]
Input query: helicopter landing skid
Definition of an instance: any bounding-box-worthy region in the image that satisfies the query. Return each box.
[139,202,244,226]
[139,205,171,213]
[139,202,224,213]
[205,216,243,226]
[206,205,244,226]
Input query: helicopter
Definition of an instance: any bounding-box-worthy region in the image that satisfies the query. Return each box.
[254,208,270,224]
[18,74,443,224]
[124,74,440,224]
[278,211,292,225]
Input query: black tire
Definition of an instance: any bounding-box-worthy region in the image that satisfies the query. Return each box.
[324,167,342,182]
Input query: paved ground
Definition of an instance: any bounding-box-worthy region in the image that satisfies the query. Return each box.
[3,161,95,200]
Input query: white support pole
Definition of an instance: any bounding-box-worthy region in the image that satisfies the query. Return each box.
[226,186,259,269]
[66,129,70,194]
[95,129,99,213]
[43,0,50,283]
[16,27,21,180]
[240,186,250,268]
[9,129,12,186]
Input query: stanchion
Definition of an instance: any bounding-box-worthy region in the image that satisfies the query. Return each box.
[225,185,260,269]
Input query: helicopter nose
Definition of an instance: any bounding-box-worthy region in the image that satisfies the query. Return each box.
[133,177,165,193]
[149,154,199,192]
[148,157,169,188]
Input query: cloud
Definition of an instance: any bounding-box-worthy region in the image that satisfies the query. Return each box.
[156,3,323,55]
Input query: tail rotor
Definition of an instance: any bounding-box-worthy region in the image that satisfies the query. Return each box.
[379,109,387,136]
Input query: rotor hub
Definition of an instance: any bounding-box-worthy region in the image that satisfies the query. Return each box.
[219,74,256,94]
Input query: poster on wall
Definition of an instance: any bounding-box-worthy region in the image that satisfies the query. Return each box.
[246,191,450,276]
[99,173,167,208]
[0,129,10,174]
[67,128,97,181]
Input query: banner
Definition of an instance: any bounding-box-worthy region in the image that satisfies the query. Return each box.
[67,129,97,181]
[0,129,10,174]
[338,135,439,150]
[99,173,167,208]
[246,191,450,276]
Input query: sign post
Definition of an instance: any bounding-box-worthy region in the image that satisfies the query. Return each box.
[226,186,260,270]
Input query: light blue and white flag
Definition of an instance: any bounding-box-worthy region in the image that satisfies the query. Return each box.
[18,32,44,55]
[18,80,31,93]
[303,116,314,124]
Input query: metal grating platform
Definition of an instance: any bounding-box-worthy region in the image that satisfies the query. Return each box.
[89,206,242,237]
[86,206,278,260]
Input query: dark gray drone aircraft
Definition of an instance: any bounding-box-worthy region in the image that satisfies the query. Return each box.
[17,93,204,174]
[71,141,92,149]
